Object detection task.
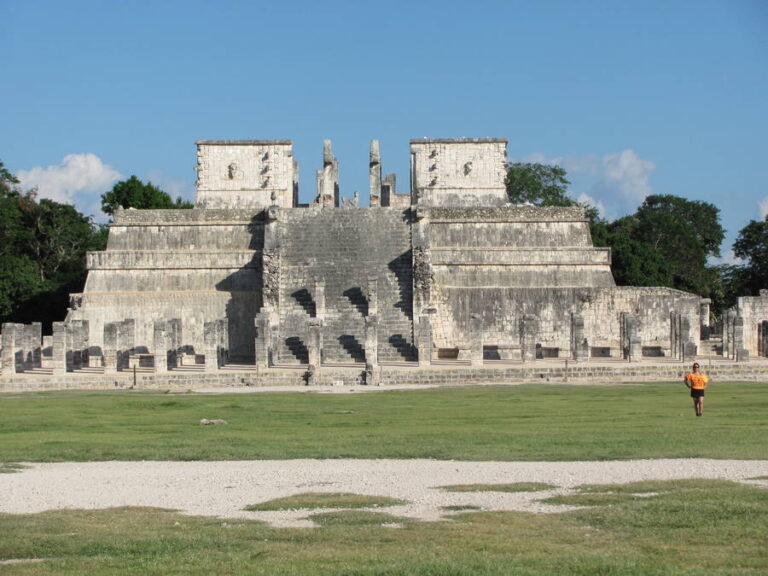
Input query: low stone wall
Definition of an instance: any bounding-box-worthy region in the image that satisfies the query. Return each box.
[2,361,767,393]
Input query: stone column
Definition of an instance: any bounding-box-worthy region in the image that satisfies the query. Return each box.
[23,323,39,370]
[153,321,168,373]
[65,322,77,372]
[365,277,378,317]
[571,314,589,363]
[381,173,396,207]
[623,315,641,362]
[51,321,66,375]
[307,319,323,385]
[31,323,42,369]
[760,320,768,358]
[204,321,218,372]
[79,320,90,368]
[669,312,682,361]
[269,323,280,366]
[364,363,381,386]
[520,314,538,363]
[417,313,433,367]
[364,315,379,367]
[681,317,697,361]
[167,319,181,369]
[314,278,326,321]
[369,140,382,207]
[469,313,483,366]
[307,318,323,368]
[315,139,339,207]
[103,322,118,374]
[218,318,229,367]
[725,309,737,359]
[412,207,433,314]
[117,319,135,371]
[1,323,17,375]
[734,316,748,361]
[699,298,711,340]
[254,313,270,369]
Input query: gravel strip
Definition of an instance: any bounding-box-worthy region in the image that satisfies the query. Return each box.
[1,459,766,527]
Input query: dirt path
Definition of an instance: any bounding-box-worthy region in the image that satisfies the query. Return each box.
[1,459,766,527]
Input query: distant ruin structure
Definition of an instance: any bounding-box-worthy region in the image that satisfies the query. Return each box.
[3,138,766,385]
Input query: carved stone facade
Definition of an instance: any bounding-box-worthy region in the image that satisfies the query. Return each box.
[196,140,296,210]
[9,137,761,382]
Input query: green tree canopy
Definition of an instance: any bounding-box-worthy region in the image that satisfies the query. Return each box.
[505,162,574,206]
[732,215,768,295]
[0,160,106,326]
[631,194,724,295]
[605,215,675,287]
[101,175,193,215]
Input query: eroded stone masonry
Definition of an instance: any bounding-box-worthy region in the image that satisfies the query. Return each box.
[2,138,767,385]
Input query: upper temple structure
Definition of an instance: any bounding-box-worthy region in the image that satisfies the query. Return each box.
[3,138,767,385]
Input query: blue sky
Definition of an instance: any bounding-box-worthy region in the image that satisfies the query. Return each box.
[3,0,766,260]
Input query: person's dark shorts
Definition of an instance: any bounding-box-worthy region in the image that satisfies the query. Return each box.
[690,389,705,398]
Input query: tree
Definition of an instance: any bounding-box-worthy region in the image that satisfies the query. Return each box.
[101,175,193,215]
[505,162,574,206]
[631,195,724,296]
[506,161,609,242]
[0,160,106,327]
[732,215,768,295]
[605,215,675,287]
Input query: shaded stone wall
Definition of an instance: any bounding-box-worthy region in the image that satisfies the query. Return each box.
[422,205,699,358]
[736,290,768,357]
[431,286,699,356]
[68,209,264,361]
[277,207,414,363]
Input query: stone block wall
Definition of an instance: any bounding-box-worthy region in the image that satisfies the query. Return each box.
[430,286,700,357]
[410,139,508,207]
[420,205,700,359]
[195,141,295,209]
[277,207,415,364]
[736,290,768,357]
[67,209,264,361]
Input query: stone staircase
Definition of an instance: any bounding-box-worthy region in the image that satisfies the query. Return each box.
[275,207,415,365]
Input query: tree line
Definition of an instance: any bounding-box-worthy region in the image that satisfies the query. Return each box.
[0,161,191,330]
[1,159,765,330]
[505,162,767,314]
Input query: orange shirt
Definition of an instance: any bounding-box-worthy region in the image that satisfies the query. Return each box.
[686,372,708,390]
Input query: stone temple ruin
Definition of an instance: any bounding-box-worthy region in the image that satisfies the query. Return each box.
[2,138,767,386]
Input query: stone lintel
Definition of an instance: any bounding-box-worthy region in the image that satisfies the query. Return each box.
[196,140,292,147]
[409,138,508,145]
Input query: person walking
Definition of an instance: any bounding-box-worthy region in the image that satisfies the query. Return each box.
[684,362,709,417]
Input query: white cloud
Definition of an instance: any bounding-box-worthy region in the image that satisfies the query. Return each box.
[515,149,656,219]
[577,192,605,218]
[17,153,122,205]
[759,196,768,219]
[596,150,655,205]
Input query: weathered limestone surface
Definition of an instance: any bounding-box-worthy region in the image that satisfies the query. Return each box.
[40,137,710,380]
[411,138,508,207]
[733,290,768,358]
[67,209,262,361]
[195,141,295,210]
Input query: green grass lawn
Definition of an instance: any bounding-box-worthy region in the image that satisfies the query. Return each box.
[0,382,766,461]
[1,383,766,575]
[0,479,766,575]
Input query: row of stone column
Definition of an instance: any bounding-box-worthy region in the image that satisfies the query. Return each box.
[415,311,699,365]
[1,318,230,375]
[1,322,42,375]
[722,310,749,361]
